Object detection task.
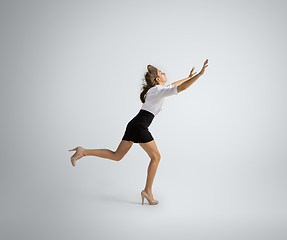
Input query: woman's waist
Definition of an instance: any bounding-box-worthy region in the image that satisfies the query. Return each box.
[138,109,155,118]
[129,109,155,126]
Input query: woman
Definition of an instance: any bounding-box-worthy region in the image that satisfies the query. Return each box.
[69,59,208,205]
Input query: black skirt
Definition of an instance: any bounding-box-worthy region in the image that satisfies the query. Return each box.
[122,109,155,143]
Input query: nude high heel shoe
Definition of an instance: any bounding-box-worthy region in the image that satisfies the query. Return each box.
[69,146,85,167]
[141,190,159,205]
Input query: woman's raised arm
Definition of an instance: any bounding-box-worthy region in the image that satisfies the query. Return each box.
[177,59,208,93]
[171,67,197,87]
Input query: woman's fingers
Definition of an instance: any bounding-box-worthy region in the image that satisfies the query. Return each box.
[189,67,196,77]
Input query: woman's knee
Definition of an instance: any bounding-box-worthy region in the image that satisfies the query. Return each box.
[113,152,124,161]
[151,152,161,162]
[113,140,133,161]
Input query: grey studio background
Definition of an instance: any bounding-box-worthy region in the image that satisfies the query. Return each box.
[1,0,286,239]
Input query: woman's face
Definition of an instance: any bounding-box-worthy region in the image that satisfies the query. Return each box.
[156,69,167,85]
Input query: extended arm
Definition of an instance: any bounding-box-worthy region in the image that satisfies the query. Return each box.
[177,59,208,93]
[171,67,197,87]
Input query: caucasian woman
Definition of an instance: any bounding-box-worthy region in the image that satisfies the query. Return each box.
[69,59,209,205]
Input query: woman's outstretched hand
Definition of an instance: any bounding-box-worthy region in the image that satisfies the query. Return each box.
[199,59,209,75]
[177,59,209,93]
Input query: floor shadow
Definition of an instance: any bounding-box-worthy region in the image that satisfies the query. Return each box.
[93,193,142,205]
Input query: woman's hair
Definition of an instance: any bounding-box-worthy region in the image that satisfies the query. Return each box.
[140,65,159,103]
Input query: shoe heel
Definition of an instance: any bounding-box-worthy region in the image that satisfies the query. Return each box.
[141,194,144,205]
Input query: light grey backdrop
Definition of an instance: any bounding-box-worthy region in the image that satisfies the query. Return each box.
[1,0,286,239]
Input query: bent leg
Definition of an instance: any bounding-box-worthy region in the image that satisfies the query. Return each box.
[139,140,161,197]
[84,140,133,161]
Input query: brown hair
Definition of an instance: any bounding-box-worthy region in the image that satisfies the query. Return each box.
[140,65,159,103]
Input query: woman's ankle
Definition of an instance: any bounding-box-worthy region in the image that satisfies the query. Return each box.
[82,147,91,157]
[144,188,152,195]
[83,148,87,156]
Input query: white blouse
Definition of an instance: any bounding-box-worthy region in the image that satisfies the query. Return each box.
[141,84,178,116]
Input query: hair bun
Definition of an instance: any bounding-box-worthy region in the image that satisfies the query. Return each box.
[147,65,157,73]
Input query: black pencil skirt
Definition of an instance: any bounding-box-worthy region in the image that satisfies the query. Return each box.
[122,109,155,143]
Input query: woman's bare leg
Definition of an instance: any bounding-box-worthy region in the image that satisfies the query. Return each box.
[69,140,133,166]
[139,140,161,200]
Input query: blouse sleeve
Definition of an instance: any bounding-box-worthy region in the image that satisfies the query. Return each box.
[154,84,178,99]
